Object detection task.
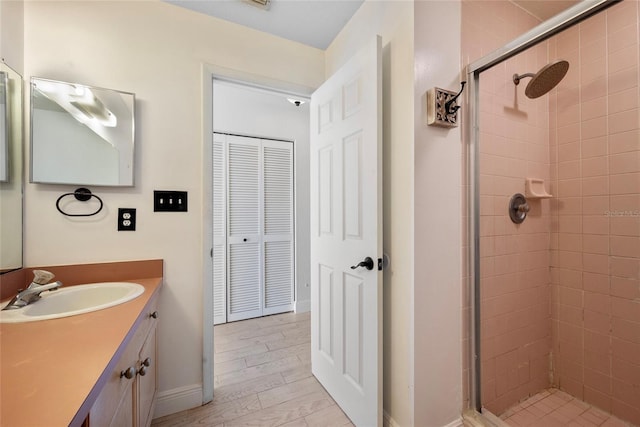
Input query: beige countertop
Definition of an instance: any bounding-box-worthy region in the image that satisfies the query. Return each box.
[0,273,162,427]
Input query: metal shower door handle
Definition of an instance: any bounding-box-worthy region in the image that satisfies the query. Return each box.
[350,257,374,271]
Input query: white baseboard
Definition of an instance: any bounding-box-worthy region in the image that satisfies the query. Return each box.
[294,299,310,313]
[153,383,203,419]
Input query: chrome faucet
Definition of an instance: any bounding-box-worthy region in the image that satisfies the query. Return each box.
[2,270,63,310]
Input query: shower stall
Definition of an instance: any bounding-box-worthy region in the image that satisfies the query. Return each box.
[464,0,639,425]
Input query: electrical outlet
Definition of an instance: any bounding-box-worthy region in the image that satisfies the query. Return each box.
[118,208,136,231]
[154,191,188,212]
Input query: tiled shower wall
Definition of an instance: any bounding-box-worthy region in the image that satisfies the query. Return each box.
[548,2,640,424]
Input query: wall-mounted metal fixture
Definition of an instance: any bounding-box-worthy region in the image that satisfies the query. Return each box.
[427,81,466,128]
[513,60,569,99]
[243,0,270,10]
[509,193,529,224]
[56,187,103,217]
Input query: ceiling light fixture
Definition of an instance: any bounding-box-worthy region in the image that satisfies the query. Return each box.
[287,98,305,107]
[243,0,271,11]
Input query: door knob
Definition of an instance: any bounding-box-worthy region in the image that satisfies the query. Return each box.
[350,257,374,271]
[120,366,135,379]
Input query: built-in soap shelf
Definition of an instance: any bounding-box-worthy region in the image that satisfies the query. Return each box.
[525,178,553,199]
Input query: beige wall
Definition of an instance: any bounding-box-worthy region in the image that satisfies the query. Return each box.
[325,1,415,424]
[0,0,24,74]
[22,0,324,414]
[414,1,464,425]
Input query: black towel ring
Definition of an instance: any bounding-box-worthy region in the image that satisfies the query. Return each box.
[56,188,104,217]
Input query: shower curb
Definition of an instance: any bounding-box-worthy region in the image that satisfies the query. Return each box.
[461,409,509,427]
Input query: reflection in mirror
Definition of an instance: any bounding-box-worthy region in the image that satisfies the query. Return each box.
[0,71,8,182]
[30,78,135,186]
[0,63,23,273]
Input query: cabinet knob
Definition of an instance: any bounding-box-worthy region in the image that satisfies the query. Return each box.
[142,357,151,367]
[150,311,158,319]
[120,366,135,379]
[138,365,147,376]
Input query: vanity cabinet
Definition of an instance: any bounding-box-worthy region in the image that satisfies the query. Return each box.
[88,295,159,427]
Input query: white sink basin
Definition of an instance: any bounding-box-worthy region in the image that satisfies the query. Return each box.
[0,282,145,323]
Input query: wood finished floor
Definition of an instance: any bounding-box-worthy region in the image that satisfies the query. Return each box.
[152,311,353,427]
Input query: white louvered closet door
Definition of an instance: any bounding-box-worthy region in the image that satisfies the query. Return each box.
[219,134,294,323]
[212,133,227,325]
[227,135,263,322]
[262,140,294,316]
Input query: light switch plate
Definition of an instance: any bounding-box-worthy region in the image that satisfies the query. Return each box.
[154,191,188,212]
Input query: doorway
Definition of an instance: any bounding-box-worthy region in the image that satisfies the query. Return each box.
[203,37,383,423]
[206,77,312,398]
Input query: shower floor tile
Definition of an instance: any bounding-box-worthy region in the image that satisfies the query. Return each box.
[500,388,635,426]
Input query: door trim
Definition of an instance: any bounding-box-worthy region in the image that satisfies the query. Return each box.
[201,63,313,404]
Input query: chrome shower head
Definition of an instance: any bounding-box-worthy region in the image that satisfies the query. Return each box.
[513,60,569,99]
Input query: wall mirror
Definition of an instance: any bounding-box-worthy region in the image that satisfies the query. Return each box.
[0,63,24,273]
[0,71,8,182]
[30,77,135,186]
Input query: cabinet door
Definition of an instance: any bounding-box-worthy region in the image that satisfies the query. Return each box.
[109,384,134,427]
[137,328,157,427]
[89,338,139,427]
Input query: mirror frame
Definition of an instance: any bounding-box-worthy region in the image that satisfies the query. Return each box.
[0,71,8,183]
[0,62,24,274]
[29,77,136,187]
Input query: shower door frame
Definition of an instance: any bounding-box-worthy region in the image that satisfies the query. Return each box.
[464,0,623,413]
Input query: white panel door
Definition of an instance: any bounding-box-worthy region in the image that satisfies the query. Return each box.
[212,133,227,325]
[310,36,382,427]
[227,135,263,322]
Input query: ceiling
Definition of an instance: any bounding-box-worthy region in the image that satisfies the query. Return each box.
[165,0,364,50]
[166,0,581,50]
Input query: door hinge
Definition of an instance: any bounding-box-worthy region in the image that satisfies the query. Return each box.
[210,248,213,258]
